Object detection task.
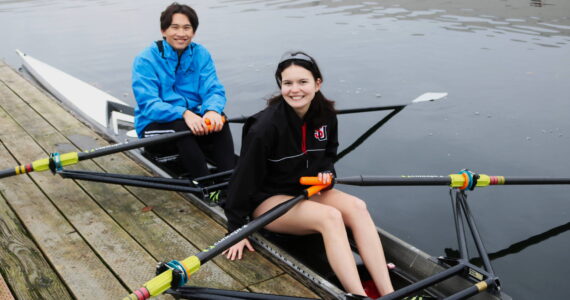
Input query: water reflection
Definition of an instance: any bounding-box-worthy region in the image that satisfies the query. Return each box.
[218,0,570,47]
[446,221,570,265]
[530,0,551,8]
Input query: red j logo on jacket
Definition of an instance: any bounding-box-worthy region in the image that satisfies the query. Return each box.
[314,125,328,141]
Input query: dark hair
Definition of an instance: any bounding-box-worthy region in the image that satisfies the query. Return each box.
[160,2,199,32]
[268,51,336,128]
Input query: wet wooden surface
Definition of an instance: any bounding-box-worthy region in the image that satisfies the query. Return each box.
[0,60,318,299]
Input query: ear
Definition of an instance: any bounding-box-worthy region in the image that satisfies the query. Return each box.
[315,78,322,92]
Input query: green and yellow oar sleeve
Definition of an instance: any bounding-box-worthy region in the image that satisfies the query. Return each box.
[8,152,79,176]
[123,256,200,300]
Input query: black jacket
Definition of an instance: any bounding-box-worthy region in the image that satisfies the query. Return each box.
[223,100,338,233]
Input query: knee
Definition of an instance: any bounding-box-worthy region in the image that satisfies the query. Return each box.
[347,196,370,218]
[317,207,344,232]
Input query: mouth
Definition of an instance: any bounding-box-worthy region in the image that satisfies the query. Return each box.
[289,96,304,101]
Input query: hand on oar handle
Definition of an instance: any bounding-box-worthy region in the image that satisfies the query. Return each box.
[203,111,225,133]
[300,176,333,186]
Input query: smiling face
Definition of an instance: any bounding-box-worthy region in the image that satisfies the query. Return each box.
[161,13,194,51]
[280,64,322,118]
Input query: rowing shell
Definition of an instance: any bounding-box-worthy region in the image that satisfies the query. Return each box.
[16,50,509,300]
[16,49,135,137]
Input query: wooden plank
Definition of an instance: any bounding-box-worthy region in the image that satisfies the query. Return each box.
[249,274,319,299]
[63,157,243,290]
[0,85,156,290]
[0,63,289,288]
[0,190,72,299]
[0,64,244,291]
[0,271,15,300]
[0,139,127,298]
[2,62,321,297]
[71,136,286,287]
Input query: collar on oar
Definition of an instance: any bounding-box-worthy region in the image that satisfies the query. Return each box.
[449,170,505,190]
[48,152,63,174]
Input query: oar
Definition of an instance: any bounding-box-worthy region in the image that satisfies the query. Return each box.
[335,92,447,161]
[227,92,449,124]
[0,118,231,180]
[1,93,447,179]
[122,184,328,300]
[0,130,194,179]
[300,174,570,189]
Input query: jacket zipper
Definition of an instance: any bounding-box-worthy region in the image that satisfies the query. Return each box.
[301,122,308,168]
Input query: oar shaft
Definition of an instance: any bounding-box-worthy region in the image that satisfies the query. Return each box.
[0,168,17,179]
[78,131,191,161]
[497,177,570,185]
[123,184,328,300]
[80,119,227,160]
[197,184,326,263]
[301,175,570,188]
[300,175,452,186]
[338,175,452,186]
[336,104,405,115]
[227,104,409,124]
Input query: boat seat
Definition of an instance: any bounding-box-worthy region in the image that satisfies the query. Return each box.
[141,142,231,179]
[141,142,189,178]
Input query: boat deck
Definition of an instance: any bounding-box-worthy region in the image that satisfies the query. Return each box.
[0,60,318,299]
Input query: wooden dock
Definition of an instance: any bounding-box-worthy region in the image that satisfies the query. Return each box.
[0,60,319,299]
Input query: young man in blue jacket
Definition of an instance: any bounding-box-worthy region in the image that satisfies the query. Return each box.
[132,3,235,178]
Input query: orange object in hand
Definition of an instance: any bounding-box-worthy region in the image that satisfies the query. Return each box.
[300,177,326,186]
[204,116,227,131]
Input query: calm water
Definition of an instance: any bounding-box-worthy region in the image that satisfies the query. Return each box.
[1,0,569,299]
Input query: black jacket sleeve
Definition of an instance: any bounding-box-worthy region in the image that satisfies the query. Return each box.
[223,118,270,233]
[322,116,339,190]
[324,116,339,174]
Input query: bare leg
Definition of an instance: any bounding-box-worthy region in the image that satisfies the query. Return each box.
[311,189,395,296]
[253,195,367,295]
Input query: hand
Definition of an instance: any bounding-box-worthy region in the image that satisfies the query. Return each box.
[203,111,224,133]
[317,172,334,195]
[183,110,208,136]
[222,238,255,260]
[318,171,333,185]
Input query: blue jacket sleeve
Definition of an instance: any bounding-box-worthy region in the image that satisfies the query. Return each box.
[198,51,227,115]
[132,56,186,123]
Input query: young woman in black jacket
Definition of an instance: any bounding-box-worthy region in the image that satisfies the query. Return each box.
[222,51,394,297]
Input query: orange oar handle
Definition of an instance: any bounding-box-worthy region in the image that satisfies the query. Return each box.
[306,184,328,197]
[300,177,323,186]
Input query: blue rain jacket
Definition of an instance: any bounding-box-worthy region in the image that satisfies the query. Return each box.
[132,40,227,137]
